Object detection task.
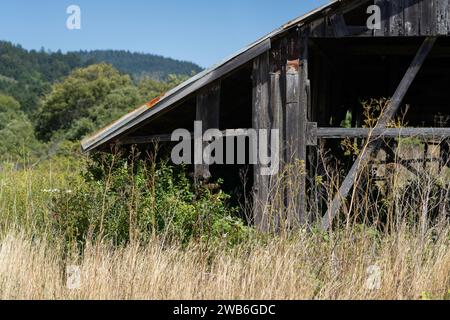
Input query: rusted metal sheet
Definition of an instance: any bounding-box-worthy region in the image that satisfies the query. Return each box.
[146,96,162,109]
[286,59,300,72]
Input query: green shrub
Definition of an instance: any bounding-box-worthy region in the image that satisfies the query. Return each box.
[51,151,250,247]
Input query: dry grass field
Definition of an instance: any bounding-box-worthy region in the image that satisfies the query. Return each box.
[1,136,450,300]
[0,225,449,300]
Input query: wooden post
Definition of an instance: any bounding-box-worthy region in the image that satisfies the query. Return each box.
[252,52,271,232]
[298,29,309,225]
[285,28,309,226]
[321,37,436,230]
[195,81,221,183]
[269,71,284,231]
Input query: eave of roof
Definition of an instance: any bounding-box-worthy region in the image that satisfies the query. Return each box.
[81,0,341,152]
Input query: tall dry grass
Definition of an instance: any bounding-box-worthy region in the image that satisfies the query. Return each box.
[0,224,449,300]
[1,106,450,299]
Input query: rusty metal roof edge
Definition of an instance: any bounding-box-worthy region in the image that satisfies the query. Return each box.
[81,0,341,152]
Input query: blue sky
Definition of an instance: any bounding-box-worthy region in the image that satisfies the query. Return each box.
[0,0,328,68]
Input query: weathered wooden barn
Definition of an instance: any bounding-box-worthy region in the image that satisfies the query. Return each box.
[82,0,450,231]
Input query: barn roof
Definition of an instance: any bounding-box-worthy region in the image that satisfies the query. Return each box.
[81,0,343,152]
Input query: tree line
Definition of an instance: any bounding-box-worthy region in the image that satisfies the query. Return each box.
[0,41,196,164]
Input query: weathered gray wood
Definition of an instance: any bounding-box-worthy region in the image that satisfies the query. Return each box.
[285,62,300,227]
[252,52,271,232]
[313,127,450,140]
[421,0,435,35]
[298,29,309,225]
[306,0,450,38]
[390,0,405,36]
[330,42,450,56]
[330,13,349,37]
[195,81,221,182]
[120,134,174,144]
[374,0,388,36]
[119,129,260,145]
[285,63,300,162]
[436,0,449,35]
[121,126,450,147]
[269,71,284,231]
[321,37,436,230]
[404,0,420,36]
[283,27,310,226]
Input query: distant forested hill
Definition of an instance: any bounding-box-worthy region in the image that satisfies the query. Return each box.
[75,50,202,81]
[0,41,201,113]
[0,41,196,162]
[0,41,83,112]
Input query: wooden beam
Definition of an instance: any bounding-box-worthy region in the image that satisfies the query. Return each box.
[195,81,221,182]
[119,134,173,144]
[119,129,253,145]
[321,36,436,230]
[252,52,271,232]
[311,127,450,141]
[120,127,450,146]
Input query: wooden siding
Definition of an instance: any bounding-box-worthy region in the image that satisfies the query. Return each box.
[306,0,450,38]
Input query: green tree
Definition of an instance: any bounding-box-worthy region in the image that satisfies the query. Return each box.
[138,74,188,101]
[35,63,136,141]
[68,85,142,140]
[0,94,42,162]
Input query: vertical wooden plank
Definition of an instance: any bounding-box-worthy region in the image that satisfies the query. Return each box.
[268,40,285,231]
[285,66,300,161]
[285,61,300,227]
[404,0,420,36]
[285,30,300,227]
[298,28,309,225]
[374,0,390,36]
[195,81,221,182]
[252,52,271,232]
[389,0,405,36]
[269,71,284,231]
[448,0,450,35]
[284,28,309,226]
[421,0,435,35]
[436,0,449,35]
